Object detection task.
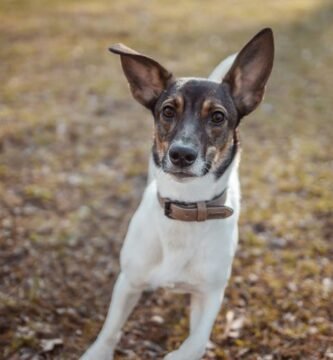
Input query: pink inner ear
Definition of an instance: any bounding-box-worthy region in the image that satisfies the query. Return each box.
[242,90,264,111]
[236,54,268,92]
[227,44,273,115]
[119,53,173,108]
[127,63,166,104]
[224,29,273,117]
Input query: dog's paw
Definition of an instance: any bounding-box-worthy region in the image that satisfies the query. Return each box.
[164,351,187,360]
[163,351,177,360]
[164,348,204,360]
[80,342,114,360]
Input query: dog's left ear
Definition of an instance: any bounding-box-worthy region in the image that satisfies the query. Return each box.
[223,28,274,118]
[109,44,174,109]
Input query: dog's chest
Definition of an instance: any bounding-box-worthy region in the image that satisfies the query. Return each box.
[148,217,232,292]
[121,174,240,293]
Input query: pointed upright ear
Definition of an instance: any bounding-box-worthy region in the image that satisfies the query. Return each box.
[222,28,274,118]
[109,44,174,109]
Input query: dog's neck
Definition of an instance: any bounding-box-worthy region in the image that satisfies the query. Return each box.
[151,142,240,203]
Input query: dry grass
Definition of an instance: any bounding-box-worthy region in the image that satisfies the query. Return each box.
[0,0,332,359]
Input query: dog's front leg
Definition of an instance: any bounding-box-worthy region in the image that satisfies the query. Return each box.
[164,289,225,360]
[81,272,142,360]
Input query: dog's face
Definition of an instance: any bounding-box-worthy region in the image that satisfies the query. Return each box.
[110,28,274,180]
[151,78,238,179]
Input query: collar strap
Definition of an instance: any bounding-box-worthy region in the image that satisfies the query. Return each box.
[157,190,233,222]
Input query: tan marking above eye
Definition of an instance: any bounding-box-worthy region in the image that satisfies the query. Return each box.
[201,99,227,119]
[201,100,213,117]
[161,95,184,114]
[174,95,184,112]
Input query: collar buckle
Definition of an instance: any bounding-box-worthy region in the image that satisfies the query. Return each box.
[164,200,173,219]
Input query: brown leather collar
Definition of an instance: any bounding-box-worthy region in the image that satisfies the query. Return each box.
[157,190,233,222]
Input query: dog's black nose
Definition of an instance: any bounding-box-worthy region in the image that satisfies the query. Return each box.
[169,145,198,168]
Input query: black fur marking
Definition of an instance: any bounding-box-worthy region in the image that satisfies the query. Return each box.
[214,131,240,179]
[152,143,161,167]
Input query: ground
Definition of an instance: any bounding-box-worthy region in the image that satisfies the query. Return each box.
[0,0,332,359]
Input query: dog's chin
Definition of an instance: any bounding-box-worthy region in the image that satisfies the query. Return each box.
[162,168,201,182]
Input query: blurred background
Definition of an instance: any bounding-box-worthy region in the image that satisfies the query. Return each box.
[0,0,332,359]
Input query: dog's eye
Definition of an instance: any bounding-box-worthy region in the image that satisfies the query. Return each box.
[162,106,176,119]
[211,111,225,124]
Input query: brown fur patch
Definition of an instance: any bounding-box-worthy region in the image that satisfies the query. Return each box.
[161,95,184,114]
[212,134,234,170]
[154,131,169,162]
[174,95,184,113]
[201,99,213,118]
[201,99,228,120]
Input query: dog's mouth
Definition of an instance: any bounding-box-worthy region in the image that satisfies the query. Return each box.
[168,170,196,179]
[162,166,202,181]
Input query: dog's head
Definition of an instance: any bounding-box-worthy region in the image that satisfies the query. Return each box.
[110,28,274,180]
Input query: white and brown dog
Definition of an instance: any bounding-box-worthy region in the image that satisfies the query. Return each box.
[82,28,274,360]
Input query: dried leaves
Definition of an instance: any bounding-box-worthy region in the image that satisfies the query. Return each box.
[1,0,333,359]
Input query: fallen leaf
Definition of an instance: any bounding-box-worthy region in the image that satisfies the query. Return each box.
[222,310,245,339]
[40,338,63,353]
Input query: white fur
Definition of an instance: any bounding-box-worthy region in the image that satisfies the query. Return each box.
[81,54,238,360]
[208,53,237,82]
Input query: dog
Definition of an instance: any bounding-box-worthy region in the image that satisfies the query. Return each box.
[81,28,274,360]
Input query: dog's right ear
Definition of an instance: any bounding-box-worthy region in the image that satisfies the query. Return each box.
[109,44,174,109]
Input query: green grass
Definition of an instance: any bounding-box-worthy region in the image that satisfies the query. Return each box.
[0,0,332,359]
